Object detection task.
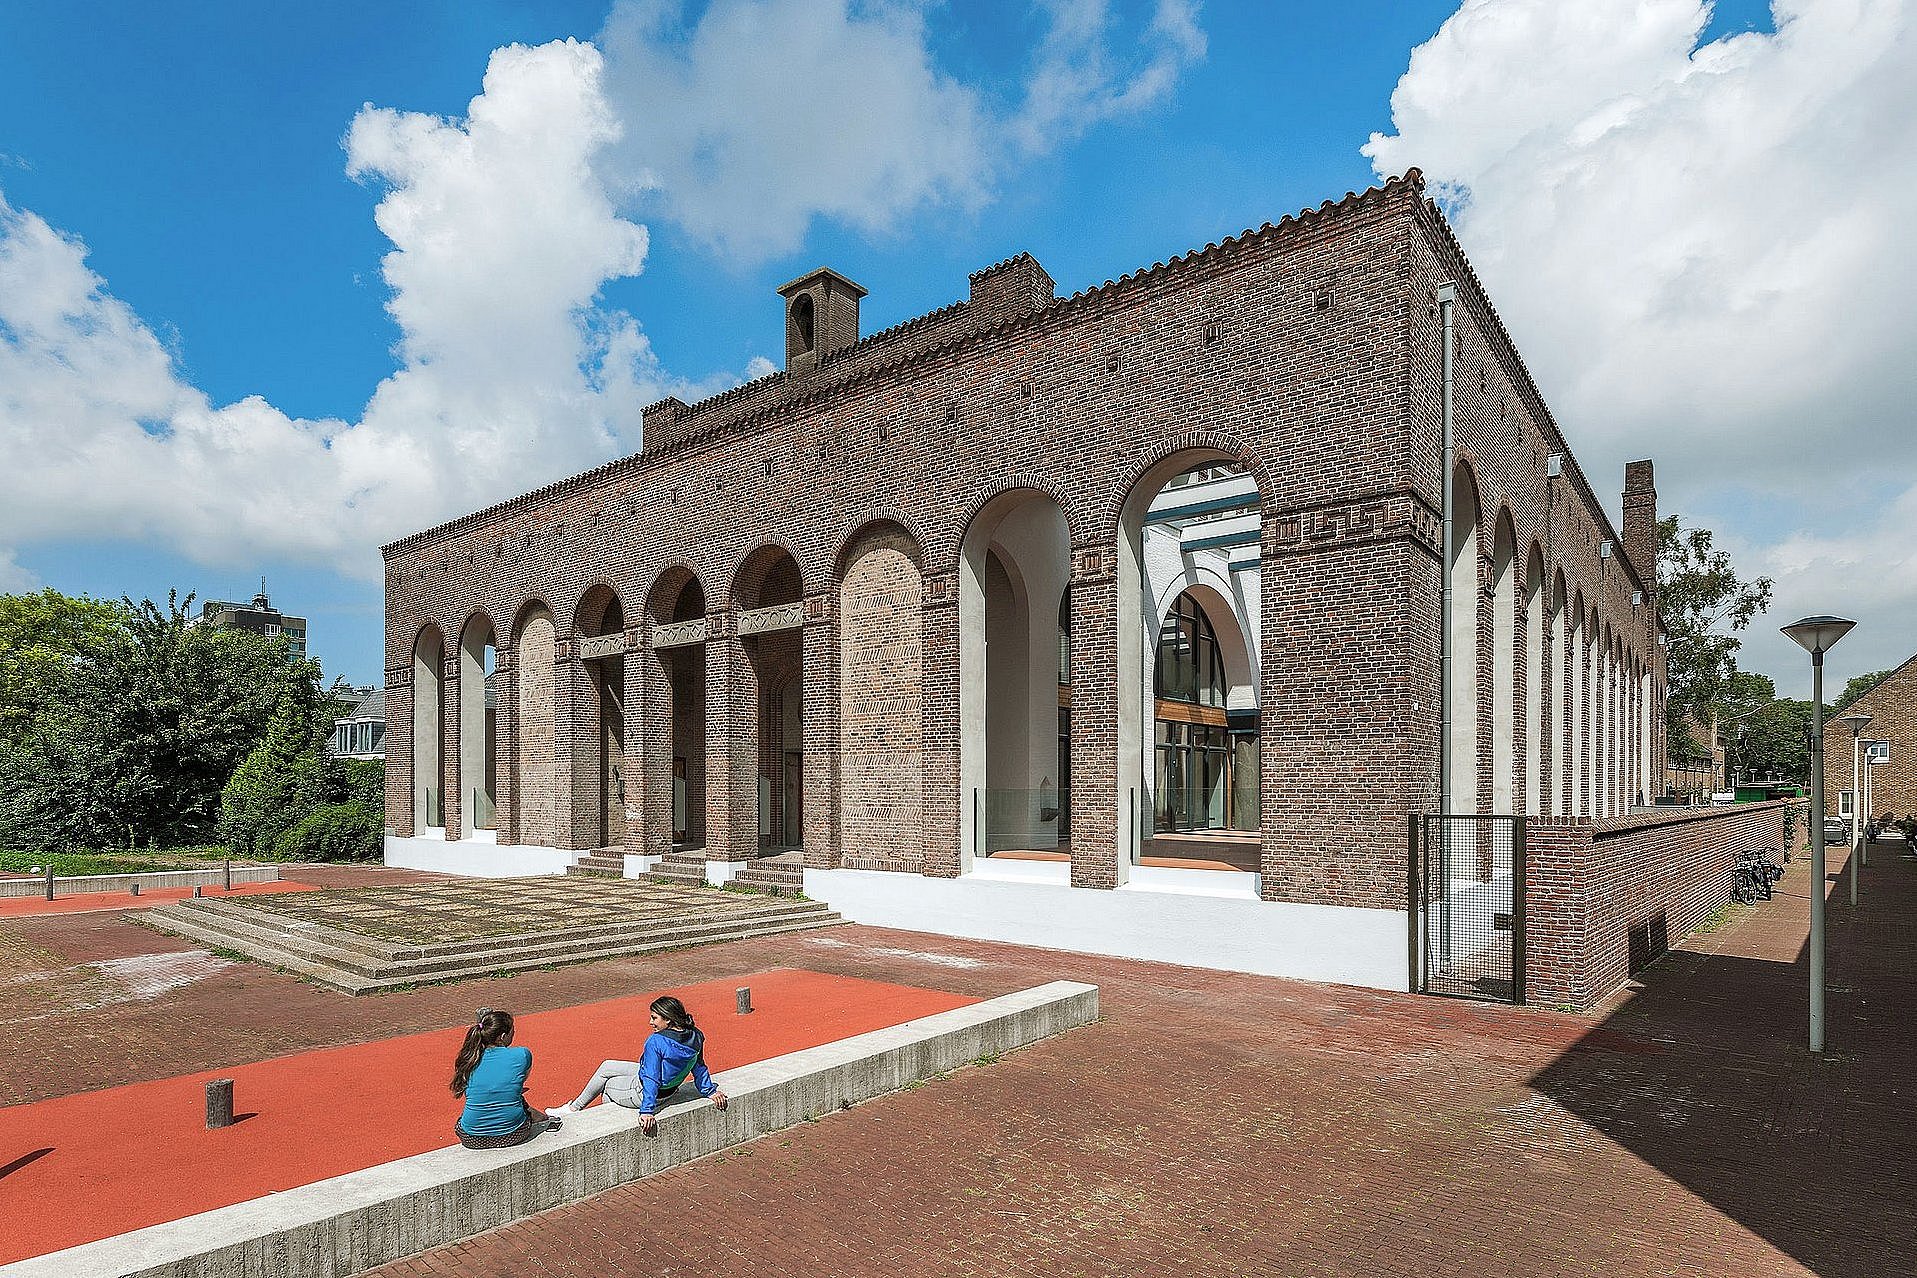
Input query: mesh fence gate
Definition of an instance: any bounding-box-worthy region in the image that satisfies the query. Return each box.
[1409,814,1526,1004]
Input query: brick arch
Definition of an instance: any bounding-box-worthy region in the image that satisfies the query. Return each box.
[1099,428,1273,544]
[833,514,925,576]
[942,473,1082,575]
[570,582,626,637]
[508,597,557,645]
[644,563,708,625]
[457,608,497,649]
[724,537,811,608]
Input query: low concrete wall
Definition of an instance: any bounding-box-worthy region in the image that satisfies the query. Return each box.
[809,867,1406,991]
[1526,801,1792,1009]
[0,865,278,899]
[384,834,577,877]
[3,980,1097,1278]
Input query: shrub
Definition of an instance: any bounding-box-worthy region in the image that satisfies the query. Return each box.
[273,801,384,862]
[218,701,331,859]
[341,758,386,813]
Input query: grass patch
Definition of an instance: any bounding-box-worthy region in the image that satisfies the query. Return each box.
[0,849,202,876]
[1697,902,1746,935]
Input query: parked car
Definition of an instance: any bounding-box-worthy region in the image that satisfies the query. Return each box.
[1822,818,1850,845]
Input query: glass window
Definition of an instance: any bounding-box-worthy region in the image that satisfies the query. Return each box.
[1154,592,1226,707]
[1839,789,1854,818]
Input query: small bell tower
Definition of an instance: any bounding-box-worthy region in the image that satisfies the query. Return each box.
[777,267,866,376]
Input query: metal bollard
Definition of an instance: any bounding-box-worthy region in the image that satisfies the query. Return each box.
[736,986,753,1015]
[206,1079,235,1129]
[224,857,232,892]
[130,882,141,897]
[44,865,54,902]
[193,885,204,898]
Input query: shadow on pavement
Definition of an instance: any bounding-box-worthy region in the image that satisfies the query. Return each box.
[1529,839,1916,1278]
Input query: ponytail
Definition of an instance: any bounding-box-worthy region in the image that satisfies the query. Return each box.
[450,1008,515,1095]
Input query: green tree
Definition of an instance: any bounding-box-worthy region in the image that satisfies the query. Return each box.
[1657,516,1774,751]
[0,589,326,850]
[0,589,125,743]
[1833,669,1891,713]
[218,697,333,858]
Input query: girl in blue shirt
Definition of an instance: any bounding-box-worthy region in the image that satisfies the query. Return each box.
[546,995,729,1135]
[451,1008,560,1149]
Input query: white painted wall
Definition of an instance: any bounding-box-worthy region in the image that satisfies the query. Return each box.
[808,868,1408,991]
[385,834,576,877]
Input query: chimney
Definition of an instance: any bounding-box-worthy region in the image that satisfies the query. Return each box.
[777,267,866,376]
[1622,459,1658,599]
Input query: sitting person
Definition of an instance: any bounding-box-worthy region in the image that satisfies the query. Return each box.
[451,1008,559,1150]
[547,995,729,1134]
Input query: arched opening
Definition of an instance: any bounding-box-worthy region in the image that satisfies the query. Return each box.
[734,547,806,855]
[1490,514,1517,815]
[1151,586,1259,837]
[458,615,497,833]
[960,490,1070,863]
[574,585,627,850]
[1119,454,1263,875]
[1584,606,1601,817]
[1446,464,1482,813]
[412,625,445,832]
[646,571,707,853]
[838,523,924,866]
[1522,547,1545,816]
[1567,592,1586,818]
[789,294,815,354]
[510,603,558,846]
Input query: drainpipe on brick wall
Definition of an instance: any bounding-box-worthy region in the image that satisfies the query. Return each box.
[1438,281,1458,818]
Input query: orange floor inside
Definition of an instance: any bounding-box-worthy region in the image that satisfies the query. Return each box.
[0,968,976,1263]
[0,880,317,918]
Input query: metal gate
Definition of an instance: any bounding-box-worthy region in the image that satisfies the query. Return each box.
[1409,814,1526,1004]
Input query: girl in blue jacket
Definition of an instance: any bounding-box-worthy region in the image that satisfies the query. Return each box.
[547,995,729,1134]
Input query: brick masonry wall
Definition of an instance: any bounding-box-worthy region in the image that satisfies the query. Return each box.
[1526,801,1790,1009]
[383,171,1667,914]
[1821,653,1917,825]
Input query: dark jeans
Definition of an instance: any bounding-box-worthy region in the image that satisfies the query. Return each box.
[456,1112,558,1150]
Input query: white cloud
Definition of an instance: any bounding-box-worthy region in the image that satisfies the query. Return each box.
[0,549,37,592]
[1366,0,1917,690]
[596,0,1205,261]
[0,40,716,580]
[1,7,1205,584]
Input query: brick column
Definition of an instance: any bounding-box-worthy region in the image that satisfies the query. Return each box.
[1068,544,1118,891]
[441,658,464,841]
[920,573,962,877]
[385,664,414,839]
[705,612,757,861]
[621,629,647,855]
[801,593,840,869]
[551,638,586,851]
[494,644,518,845]
[1523,816,1595,1009]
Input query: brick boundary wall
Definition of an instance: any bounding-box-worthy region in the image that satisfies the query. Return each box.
[1525,800,1797,1010]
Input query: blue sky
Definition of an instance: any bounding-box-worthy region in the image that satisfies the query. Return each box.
[2,0,1910,697]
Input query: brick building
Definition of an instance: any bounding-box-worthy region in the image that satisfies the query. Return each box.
[1823,655,1917,827]
[382,172,1670,992]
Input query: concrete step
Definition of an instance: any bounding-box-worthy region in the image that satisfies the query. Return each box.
[146,893,844,994]
[153,906,845,994]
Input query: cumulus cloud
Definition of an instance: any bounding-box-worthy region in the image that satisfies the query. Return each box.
[1365,0,1917,685]
[1,7,1204,584]
[0,40,713,579]
[597,0,1205,260]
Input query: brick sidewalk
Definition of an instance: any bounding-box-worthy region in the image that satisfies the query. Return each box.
[4,853,1912,1276]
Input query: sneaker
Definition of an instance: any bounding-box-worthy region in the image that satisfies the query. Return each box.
[544,1104,577,1117]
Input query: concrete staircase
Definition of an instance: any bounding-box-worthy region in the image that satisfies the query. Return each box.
[729,857,806,897]
[565,849,626,879]
[146,888,843,995]
[639,854,710,887]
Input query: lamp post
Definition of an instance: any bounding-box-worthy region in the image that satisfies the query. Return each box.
[1836,711,1871,907]
[1782,614,1856,1054]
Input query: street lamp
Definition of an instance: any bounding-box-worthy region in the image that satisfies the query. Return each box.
[1836,711,1871,908]
[1782,614,1855,1054]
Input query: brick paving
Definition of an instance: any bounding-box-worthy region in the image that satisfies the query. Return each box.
[3,852,1913,1276]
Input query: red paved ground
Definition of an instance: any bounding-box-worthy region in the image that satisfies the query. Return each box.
[0,879,316,918]
[3,852,1913,1276]
[0,968,973,1264]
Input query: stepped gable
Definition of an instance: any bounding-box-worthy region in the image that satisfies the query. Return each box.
[383,171,1427,561]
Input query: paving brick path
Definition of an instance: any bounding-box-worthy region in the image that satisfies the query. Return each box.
[3,850,1912,1276]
